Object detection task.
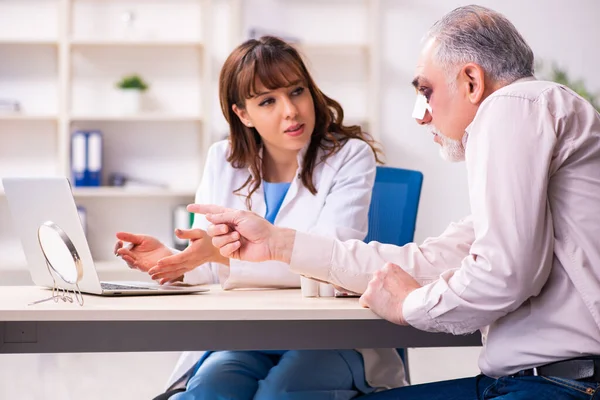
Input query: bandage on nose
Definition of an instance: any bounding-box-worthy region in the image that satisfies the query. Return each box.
[411,93,432,119]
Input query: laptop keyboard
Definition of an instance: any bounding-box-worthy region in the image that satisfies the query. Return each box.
[101,282,156,291]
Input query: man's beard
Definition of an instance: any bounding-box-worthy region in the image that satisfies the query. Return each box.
[433,127,465,162]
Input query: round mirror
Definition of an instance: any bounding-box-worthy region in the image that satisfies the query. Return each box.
[37,221,83,285]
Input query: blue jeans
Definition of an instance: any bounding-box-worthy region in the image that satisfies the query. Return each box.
[359,374,600,399]
[170,349,369,400]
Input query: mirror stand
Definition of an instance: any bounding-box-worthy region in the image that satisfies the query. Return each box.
[32,221,85,306]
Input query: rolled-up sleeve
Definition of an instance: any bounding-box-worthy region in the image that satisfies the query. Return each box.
[290,216,476,294]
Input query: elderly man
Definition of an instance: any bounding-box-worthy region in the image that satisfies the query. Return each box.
[191,5,600,399]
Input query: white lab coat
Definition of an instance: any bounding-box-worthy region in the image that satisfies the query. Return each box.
[166,138,407,392]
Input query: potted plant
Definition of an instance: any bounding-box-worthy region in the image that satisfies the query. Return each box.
[549,66,599,111]
[115,74,149,114]
[539,61,599,111]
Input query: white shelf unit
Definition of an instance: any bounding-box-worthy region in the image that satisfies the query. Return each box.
[0,39,58,46]
[235,0,381,140]
[72,187,197,198]
[0,0,221,269]
[69,39,205,48]
[70,114,203,122]
[0,114,59,121]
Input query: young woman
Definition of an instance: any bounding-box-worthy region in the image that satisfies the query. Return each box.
[115,36,406,400]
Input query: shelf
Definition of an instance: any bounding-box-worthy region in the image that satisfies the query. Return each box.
[69,39,204,48]
[70,114,203,123]
[72,187,196,198]
[0,186,197,200]
[0,39,58,46]
[0,114,58,122]
[296,43,369,53]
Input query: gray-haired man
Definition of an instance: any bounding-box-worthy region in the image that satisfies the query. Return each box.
[193,5,600,399]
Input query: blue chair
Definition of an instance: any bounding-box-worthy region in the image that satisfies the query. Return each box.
[365,166,423,246]
[364,166,424,385]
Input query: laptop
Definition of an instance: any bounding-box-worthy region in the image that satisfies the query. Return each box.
[2,177,209,296]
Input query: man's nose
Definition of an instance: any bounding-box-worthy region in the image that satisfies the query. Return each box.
[415,109,432,125]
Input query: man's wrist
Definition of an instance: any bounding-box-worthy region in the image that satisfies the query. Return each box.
[397,287,418,325]
[270,227,296,264]
[210,246,230,266]
[216,253,230,267]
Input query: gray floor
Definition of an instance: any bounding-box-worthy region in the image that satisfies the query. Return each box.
[0,352,181,400]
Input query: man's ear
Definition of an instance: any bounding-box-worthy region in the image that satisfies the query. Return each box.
[460,63,486,104]
[232,104,254,128]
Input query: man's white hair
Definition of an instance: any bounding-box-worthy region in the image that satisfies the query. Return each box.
[425,5,534,84]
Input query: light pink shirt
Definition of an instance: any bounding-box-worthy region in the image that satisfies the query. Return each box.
[289,78,600,377]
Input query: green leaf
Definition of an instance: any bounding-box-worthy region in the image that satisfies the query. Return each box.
[115,74,149,91]
[548,65,598,111]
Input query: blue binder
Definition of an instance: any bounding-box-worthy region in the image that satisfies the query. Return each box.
[86,130,103,186]
[71,131,87,186]
[70,130,103,187]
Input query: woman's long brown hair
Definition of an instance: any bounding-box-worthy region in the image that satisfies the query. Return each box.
[219,36,383,210]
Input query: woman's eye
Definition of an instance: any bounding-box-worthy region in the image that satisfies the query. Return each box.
[291,87,304,96]
[259,98,274,107]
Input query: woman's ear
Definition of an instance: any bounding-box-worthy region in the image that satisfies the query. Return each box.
[232,104,253,127]
[460,63,486,104]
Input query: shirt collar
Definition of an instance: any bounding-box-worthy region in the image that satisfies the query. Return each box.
[464,75,538,138]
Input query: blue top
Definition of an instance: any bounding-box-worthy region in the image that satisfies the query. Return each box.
[263,181,291,224]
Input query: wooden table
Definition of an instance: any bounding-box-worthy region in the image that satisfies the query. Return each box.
[0,285,480,354]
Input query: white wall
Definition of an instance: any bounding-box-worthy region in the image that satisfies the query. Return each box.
[379,0,600,243]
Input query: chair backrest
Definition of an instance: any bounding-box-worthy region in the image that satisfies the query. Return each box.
[364,166,423,246]
[364,166,423,381]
